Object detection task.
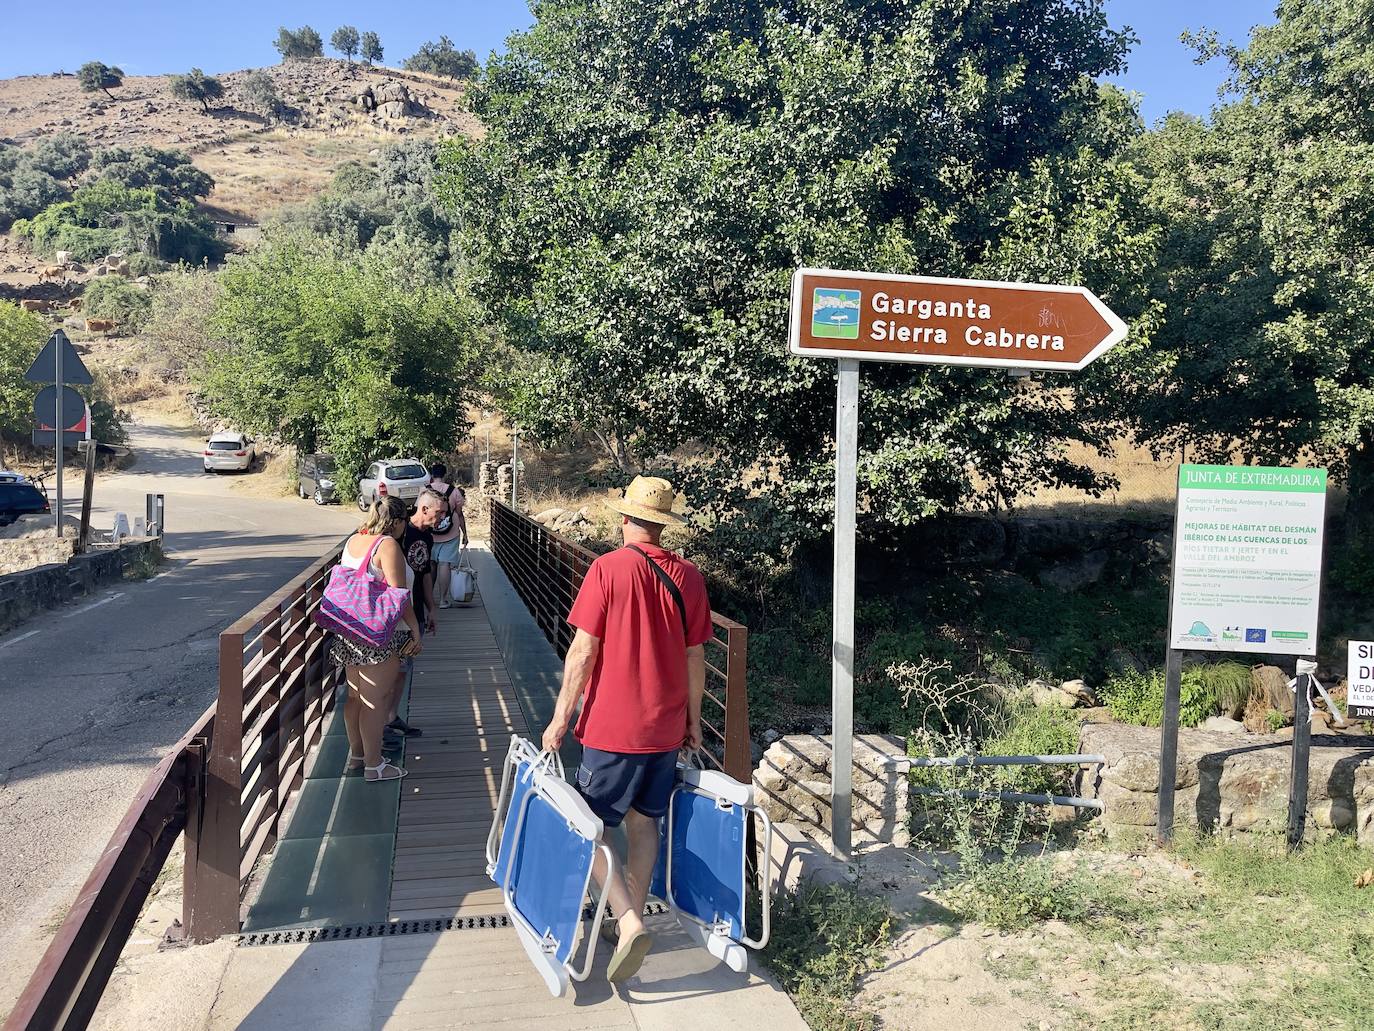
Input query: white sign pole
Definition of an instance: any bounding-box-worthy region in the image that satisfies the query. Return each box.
[831,358,859,859]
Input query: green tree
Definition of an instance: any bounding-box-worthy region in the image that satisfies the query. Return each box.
[275,26,323,61]
[89,145,213,201]
[1109,0,1374,504]
[436,0,1151,542]
[168,68,225,114]
[239,69,285,118]
[0,302,47,442]
[402,36,478,81]
[78,61,123,100]
[331,26,361,63]
[361,31,383,66]
[198,231,484,493]
[28,134,91,183]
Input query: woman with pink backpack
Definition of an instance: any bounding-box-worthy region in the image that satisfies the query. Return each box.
[321,495,423,782]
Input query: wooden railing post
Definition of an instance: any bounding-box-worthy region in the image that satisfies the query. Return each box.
[724,624,751,783]
[260,605,283,828]
[187,632,246,939]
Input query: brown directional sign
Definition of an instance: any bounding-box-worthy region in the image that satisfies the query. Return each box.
[789,268,1127,371]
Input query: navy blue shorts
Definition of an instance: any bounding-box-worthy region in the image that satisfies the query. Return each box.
[575,746,678,828]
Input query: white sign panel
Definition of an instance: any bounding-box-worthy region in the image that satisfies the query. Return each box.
[1169,464,1326,655]
[1347,641,1374,719]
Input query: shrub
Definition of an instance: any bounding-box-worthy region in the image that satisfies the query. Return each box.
[331,26,360,62]
[84,276,152,330]
[239,69,285,119]
[361,31,383,65]
[402,37,478,81]
[275,26,323,61]
[78,62,123,100]
[28,134,91,182]
[761,884,891,1031]
[144,264,222,378]
[88,146,213,202]
[168,68,224,114]
[0,167,69,228]
[1101,665,1219,728]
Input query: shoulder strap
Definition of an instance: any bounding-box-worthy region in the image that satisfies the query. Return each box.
[360,534,385,577]
[627,545,687,639]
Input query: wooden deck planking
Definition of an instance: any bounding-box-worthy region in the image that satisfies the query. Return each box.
[386,586,535,923]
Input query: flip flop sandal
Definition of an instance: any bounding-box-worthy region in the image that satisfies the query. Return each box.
[346,753,365,772]
[599,915,619,944]
[606,929,652,984]
[387,719,423,737]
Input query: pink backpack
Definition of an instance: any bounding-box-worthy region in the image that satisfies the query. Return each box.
[314,535,411,649]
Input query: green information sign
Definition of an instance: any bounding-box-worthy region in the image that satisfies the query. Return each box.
[1169,464,1326,655]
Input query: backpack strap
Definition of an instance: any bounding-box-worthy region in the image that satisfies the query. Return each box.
[627,545,688,639]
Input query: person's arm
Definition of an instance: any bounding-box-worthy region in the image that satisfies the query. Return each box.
[378,538,422,651]
[457,506,469,546]
[423,564,437,633]
[685,644,705,750]
[542,629,600,752]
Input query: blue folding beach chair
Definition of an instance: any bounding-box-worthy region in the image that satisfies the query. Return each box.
[650,758,774,973]
[486,735,616,997]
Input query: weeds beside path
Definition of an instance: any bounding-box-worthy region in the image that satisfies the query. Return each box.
[838,834,1374,1031]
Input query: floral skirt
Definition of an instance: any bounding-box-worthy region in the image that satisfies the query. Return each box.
[328,624,413,668]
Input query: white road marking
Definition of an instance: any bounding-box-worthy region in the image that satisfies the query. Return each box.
[0,629,40,651]
[63,592,125,618]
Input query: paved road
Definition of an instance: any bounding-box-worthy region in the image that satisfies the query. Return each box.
[0,418,357,1014]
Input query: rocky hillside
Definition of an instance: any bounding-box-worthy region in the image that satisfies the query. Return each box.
[0,58,478,225]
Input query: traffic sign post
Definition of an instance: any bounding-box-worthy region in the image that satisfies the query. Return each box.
[788,268,1126,859]
[25,329,94,537]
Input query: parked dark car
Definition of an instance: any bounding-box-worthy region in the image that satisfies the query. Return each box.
[298,453,337,505]
[0,481,50,527]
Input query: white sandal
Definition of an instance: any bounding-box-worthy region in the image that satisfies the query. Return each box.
[346,753,365,771]
[365,760,407,782]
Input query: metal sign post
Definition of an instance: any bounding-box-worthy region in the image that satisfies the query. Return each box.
[25,330,94,538]
[787,268,1126,858]
[831,359,859,859]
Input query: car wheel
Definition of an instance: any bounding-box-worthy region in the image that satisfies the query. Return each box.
[314,489,326,505]
[357,492,369,511]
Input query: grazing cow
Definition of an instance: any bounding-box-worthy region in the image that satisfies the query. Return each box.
[38,266,66,283]
[85,318,116,334]
[113,261,130,277]
[54,250,72,266]
[20,299,51,313]
[68,297,83,312]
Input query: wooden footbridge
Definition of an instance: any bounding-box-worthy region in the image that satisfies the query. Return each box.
[5,502,758,1030]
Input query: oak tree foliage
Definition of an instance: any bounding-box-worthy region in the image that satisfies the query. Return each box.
[169,68,225,114]
[78,62,123,100]
[437,0,1153,543]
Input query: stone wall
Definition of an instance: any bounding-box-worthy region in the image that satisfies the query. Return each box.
[753,734,910,848]
[1079,722,1374,846]
[0,537,161,634]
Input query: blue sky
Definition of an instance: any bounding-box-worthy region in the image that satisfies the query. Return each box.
[0,1,1275,124]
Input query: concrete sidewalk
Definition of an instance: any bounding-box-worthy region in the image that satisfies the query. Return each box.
[86,542,808,1030]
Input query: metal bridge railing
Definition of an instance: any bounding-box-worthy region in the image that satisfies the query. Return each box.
[188,540,347,939]
[489,500,752,782]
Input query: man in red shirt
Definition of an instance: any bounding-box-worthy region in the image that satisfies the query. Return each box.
[542,476,713,983]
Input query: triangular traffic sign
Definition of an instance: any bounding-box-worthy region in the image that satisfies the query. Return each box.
[24,329,94,385]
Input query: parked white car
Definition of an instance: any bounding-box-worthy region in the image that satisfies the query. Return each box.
[356,458,430,510]
[203,432,257,473]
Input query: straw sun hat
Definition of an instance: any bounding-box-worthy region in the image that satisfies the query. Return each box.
[605,476,685,525]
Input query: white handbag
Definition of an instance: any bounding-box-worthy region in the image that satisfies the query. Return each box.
[450,547,476,604]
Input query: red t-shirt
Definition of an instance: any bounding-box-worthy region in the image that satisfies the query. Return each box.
[568,543,714,753]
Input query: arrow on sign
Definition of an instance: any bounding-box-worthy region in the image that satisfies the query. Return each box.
[789,268,1127,372]
[24,329,94,385]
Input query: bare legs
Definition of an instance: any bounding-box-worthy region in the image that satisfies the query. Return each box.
[345,656,400,767]
[435,562,452,606]
[592,808,661,939]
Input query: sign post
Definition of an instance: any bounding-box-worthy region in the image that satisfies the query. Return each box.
[1158,464,1328,848]
[788,268,1127,858]
[24,329,94,538]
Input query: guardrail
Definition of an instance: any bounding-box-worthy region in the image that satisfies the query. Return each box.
[4,706,214,1031]
[489,500,751,782]
[184,540,347,939]
[898,752,1108,811]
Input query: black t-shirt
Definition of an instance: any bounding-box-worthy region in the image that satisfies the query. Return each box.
[402,521,434,621]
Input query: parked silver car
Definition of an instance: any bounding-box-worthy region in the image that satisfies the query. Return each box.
[356,458,430,510]
[203,432,257,473]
